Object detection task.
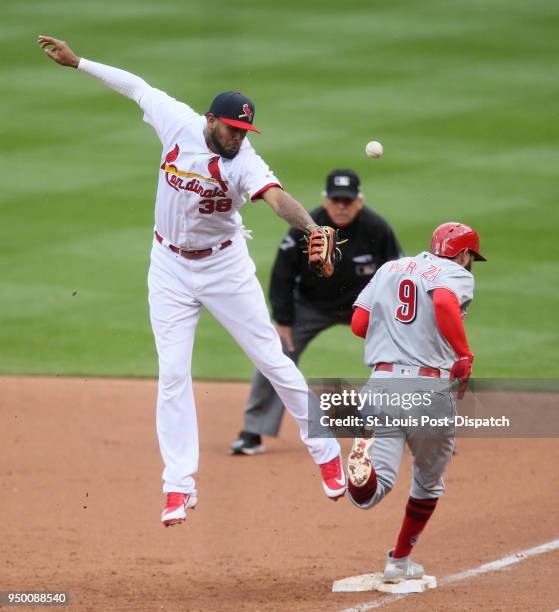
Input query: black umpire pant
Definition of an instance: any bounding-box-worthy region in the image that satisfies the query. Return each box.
[243,297,349,437]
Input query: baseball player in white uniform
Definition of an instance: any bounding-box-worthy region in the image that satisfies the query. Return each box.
[38,36,347,526]
[347,222,485,581]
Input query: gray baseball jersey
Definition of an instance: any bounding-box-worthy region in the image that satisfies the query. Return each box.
[354,251,474,371]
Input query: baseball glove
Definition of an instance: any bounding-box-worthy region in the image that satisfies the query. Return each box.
[305,225,343,278]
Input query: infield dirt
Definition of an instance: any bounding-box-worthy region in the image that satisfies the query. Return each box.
[1,377,558,611]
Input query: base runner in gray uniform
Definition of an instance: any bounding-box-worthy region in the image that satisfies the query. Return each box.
[346,222,486,582]
[231,169,402,455]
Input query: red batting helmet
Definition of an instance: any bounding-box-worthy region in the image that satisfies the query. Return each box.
[430,222,486,261]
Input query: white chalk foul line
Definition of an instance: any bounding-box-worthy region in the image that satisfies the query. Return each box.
[342,538,559,611]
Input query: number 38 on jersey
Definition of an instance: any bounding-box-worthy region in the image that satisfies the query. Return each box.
[198,198,232,215]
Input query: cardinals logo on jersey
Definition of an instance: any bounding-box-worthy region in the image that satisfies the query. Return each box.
[207,156,229,193]
[239,103,253,122]
[160,144,229,195]
[161,144,179,170]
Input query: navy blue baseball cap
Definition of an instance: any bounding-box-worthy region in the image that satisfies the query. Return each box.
[207,91,261,134]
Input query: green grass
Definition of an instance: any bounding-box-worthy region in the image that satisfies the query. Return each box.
[1,0,558,379]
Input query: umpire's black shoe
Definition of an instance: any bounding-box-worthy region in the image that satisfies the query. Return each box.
[229,431,265,456]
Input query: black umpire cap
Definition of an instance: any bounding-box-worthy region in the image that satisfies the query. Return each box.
[326,169,361,199]
[207,91,261,134]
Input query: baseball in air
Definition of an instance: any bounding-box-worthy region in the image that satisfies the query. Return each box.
[365,140,384,158]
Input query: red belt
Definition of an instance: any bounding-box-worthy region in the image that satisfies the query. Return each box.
[155,231,232,260]
[374,362,441,378]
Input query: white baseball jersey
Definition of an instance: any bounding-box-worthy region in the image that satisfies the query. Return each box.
[79,59,281,249]
[72,58,341,499]
[354,252,474,370]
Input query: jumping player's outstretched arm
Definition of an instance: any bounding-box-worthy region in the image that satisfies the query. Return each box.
[263,188,341,276]
[37,36,196,143]
[37,35,80,67]
[37,36,150,103]
[262,188,315,231]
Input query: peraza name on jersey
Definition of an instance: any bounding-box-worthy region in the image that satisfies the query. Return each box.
[387,259,442,282]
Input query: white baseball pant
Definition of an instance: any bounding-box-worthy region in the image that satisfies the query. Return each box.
[148,234,340,494]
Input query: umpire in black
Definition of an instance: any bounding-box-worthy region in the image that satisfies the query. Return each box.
[230,169,403,454]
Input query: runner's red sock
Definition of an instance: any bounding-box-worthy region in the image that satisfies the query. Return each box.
[392,496,438,558]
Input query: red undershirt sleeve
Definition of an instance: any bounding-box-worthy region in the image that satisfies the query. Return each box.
[351,307,370,339]
[432,288,472,358]
[250,183,282,201]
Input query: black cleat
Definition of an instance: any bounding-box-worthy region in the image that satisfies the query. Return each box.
[229,431,265,456]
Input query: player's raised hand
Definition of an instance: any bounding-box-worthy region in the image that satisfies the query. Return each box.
[37,35,80,68]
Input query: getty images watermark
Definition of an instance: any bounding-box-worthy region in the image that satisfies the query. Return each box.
[306,378,559,438]
[318,387,510,430]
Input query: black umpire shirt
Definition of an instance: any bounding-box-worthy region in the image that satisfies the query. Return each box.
[270,206,402,326]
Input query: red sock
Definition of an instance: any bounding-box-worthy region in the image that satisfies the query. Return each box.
[392,496,438,558]
[348,468,377,505]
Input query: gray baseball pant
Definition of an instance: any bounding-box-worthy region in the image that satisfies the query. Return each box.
[352,370,456,507]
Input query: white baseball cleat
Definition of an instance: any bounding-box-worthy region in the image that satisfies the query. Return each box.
[347,437,377,506]
[347,437,375,486]
[161,492,197,527]
[319,454,347,500]
[383,550,425,582]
